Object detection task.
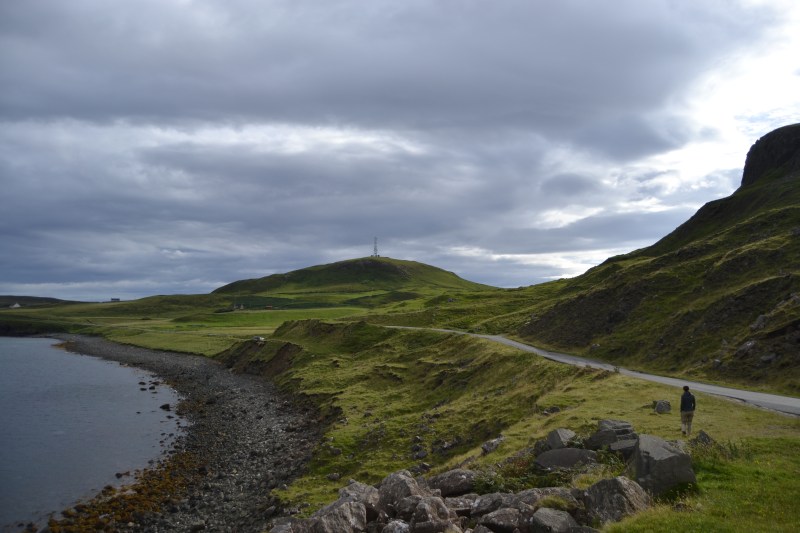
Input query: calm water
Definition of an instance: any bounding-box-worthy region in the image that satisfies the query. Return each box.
[0,337,186,529]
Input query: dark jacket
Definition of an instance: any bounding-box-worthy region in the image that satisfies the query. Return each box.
[680,391,696,412]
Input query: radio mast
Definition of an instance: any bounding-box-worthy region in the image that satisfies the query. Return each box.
[372,237,379,257]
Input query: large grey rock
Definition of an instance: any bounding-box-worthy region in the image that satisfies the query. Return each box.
[534,448,597,470]
[609,439,638,461]
[627,434,696,496]
[481,436,505,455]
[379,471,429,514]
[338,481,380,519]
[428,469,477,497]
[585,420,637,450]
[478,507,521,533]
[546,428,576,450]
[308,501,367,533]
[411,496,456,525]
[444,495,477,516]
[526,507,578,533]
[395,496,423,522]
[515,487,582,511]
[584,476,651,524]
[653,400,671,414]
[470,492,517,518]
[381,520,410,533]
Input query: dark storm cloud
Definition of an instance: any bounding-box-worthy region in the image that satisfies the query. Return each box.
[0,1,787,299]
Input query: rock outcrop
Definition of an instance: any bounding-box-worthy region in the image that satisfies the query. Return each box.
[741,123,800,187]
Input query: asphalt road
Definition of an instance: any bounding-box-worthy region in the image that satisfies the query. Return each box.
[390,326,800,416]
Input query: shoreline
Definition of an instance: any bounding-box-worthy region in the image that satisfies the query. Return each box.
[30,334,322,533]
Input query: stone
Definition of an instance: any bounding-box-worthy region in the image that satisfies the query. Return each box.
[515,486,582,512]
[378,471,429,515]
[470,493,517,518]
[653,400,671,414]
[395,496,423,522]
[308,501,367,533]
[534,448,597,470]
[608,439,638,461]
[481,436,505,455]
[546,428,576,450]
[428,469,478,497]
[381,520,410,533]
[410,496,455,525]
[627,434,696,497]
[585,420,636,450]
[338,481,380,520]
[443,496,475,517]
[584,476,651,524]
[689,430,715,448]
[478,507,521,533]
[526,507,578,533]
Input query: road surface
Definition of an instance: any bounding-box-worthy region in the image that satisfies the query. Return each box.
[390,326,800,416]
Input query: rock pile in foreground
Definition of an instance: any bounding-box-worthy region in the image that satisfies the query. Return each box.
[270,420,698,533]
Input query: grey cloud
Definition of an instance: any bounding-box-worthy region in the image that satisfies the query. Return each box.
[0,1,787,299]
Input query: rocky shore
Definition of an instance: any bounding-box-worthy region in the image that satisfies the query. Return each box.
[32,334,323,533]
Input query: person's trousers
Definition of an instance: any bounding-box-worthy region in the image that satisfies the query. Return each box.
[681,410,694,435]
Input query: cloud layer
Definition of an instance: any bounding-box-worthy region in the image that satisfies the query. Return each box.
[2,1,799,300]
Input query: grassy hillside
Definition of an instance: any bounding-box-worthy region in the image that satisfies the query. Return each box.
[216,320,800,532]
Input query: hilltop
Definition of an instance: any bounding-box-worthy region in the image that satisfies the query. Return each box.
[213,256,491,298]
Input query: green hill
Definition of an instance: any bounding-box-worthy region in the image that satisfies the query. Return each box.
[213,256,493,296]
[510,124,800,393]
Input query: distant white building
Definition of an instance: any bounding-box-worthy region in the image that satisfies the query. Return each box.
[9,303,21,308]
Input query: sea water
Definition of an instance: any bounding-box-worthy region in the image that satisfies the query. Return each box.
[0,337,185,529]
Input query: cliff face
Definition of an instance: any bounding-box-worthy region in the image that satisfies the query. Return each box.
[741,123,800,187]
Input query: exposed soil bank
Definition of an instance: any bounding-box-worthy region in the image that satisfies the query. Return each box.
[30,334,322,533]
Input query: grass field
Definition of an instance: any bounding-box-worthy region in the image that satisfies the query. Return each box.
[1,255,799,531]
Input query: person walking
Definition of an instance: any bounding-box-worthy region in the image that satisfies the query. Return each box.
[680,385,696,436]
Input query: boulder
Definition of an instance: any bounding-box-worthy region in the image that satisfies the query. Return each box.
[626,434,696,496]
[478,507,521,533]
[470,493,517,518]
[585,420,636,450]
[378,471,429,515]
[515,486,582,511]
[308,501,367,533]
[443,495,477,517]
[395,496,423,522]
[609,439,638,461]
[534,448,597,470]
[653,400,671,414]
[381,520,410,533]
[481,436,505,455]
[428,469,477,497]
[583,476,651,524]
[689,430,715,448]
[526,507,578,533]
[410,496,456,525]
[338,481,380,519]
[546,428,576,450]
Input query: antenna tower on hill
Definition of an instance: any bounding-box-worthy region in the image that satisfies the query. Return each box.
[372,237,380,257]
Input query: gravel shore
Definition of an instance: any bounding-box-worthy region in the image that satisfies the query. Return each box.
[41,334,322,533]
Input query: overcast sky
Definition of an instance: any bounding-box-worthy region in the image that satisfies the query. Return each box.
[2,0,799,301]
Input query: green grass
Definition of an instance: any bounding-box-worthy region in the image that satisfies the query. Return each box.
[209,320,800,533]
